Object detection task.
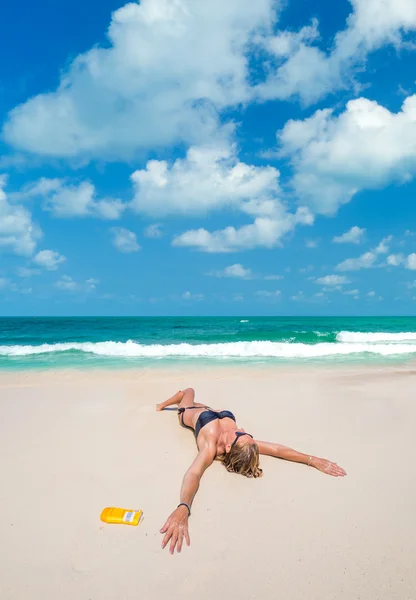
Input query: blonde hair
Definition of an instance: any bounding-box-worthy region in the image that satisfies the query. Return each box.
[219,441,263,478]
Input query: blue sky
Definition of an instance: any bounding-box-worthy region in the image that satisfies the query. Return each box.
[1,0,416,316]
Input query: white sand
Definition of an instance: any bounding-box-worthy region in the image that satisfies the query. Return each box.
[0,365,415,600]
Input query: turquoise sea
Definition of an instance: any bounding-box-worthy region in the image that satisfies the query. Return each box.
[1,316,416,370]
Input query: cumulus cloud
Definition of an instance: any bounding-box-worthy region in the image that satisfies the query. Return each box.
[3,0,416,166]
[291,291,305,301]
[182,291,204,301]
[173,207,313,253]
[333,226,365,244]
[0,176,42,256]
[129,141,313,252]
[207,264,253,279]
[55,275,78,291]
[2,0,275,160]
[111,227,140,253]
[387,253,404,266]
[406,253,416,270]
[315,275,350,286]
[279,95,416,215]
[144,223,163,239]
[256,290,281,297]
[56,275,99,292]
[337,252,377,271]
[383,252,416,269]
[33,249,66,270]
[336,235,392,271]
[257,0,416,105]
[85,278,100,290]
[21,178,125,219]
[130,143,283,218]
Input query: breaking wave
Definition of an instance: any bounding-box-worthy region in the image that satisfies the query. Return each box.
[1,339,416,359]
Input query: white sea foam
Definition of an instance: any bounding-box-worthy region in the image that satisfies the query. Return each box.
[240,320,249,323]
[1,340,416,359]
[337,331,416,343]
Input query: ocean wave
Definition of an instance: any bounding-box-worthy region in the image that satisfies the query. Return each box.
[337,331,416,343]
[1,340,416,359]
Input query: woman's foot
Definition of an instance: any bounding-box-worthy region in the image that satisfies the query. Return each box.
[156,390,184,411]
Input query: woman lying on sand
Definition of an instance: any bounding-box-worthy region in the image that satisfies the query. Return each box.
[157,388,346,554]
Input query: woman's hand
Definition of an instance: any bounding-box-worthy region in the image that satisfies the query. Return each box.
[311,457,346,477]
[160,505,190,554]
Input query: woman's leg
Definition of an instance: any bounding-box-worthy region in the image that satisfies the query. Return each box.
[156,387,204,411]
[156,390,185,411]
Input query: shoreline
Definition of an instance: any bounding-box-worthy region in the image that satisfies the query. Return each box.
[2,358,416,386]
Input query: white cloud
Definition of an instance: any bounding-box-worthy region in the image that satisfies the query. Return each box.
[173,207,313,253]
[406,253,416,270]
[4,0,416,165]
[387,252,416,270]
[256,290,281,298]
[306,239,319,248]
[17,267,40,278]
[279,95,416,215]
[0,176,42,256]
[132,141,314,252]
[56,275,99,292]
[333,226,365,244]
[144,223,163,239]
[86,278,100,290]
[257,0,416,105]
[344,288,359,296]
[3,0,275,161]
[182,291,204,301]
[299,265,314,274]
[264,274,283,280]
[374,235,392,254]
[291,291,305,301]
[336,236,392,271]
[315,275,350,286]
[33,249,66,270]
[208,264,252,279]
[337,251,376,271]
[56,275,78,291]
[387,253,404,266]
[22,178,124,219]
[111,227,140,253]
[131,143,282,218]
[367,290,376,297]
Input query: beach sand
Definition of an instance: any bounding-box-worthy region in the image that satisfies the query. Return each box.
[0,364,415,600]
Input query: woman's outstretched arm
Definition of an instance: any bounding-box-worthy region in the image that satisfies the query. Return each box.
[160,444,216,554]
[256,440,346,477]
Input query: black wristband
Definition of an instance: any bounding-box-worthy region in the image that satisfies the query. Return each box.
[177,502,191,516]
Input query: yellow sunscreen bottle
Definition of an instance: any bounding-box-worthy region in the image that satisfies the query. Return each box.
[100,507,143,526]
